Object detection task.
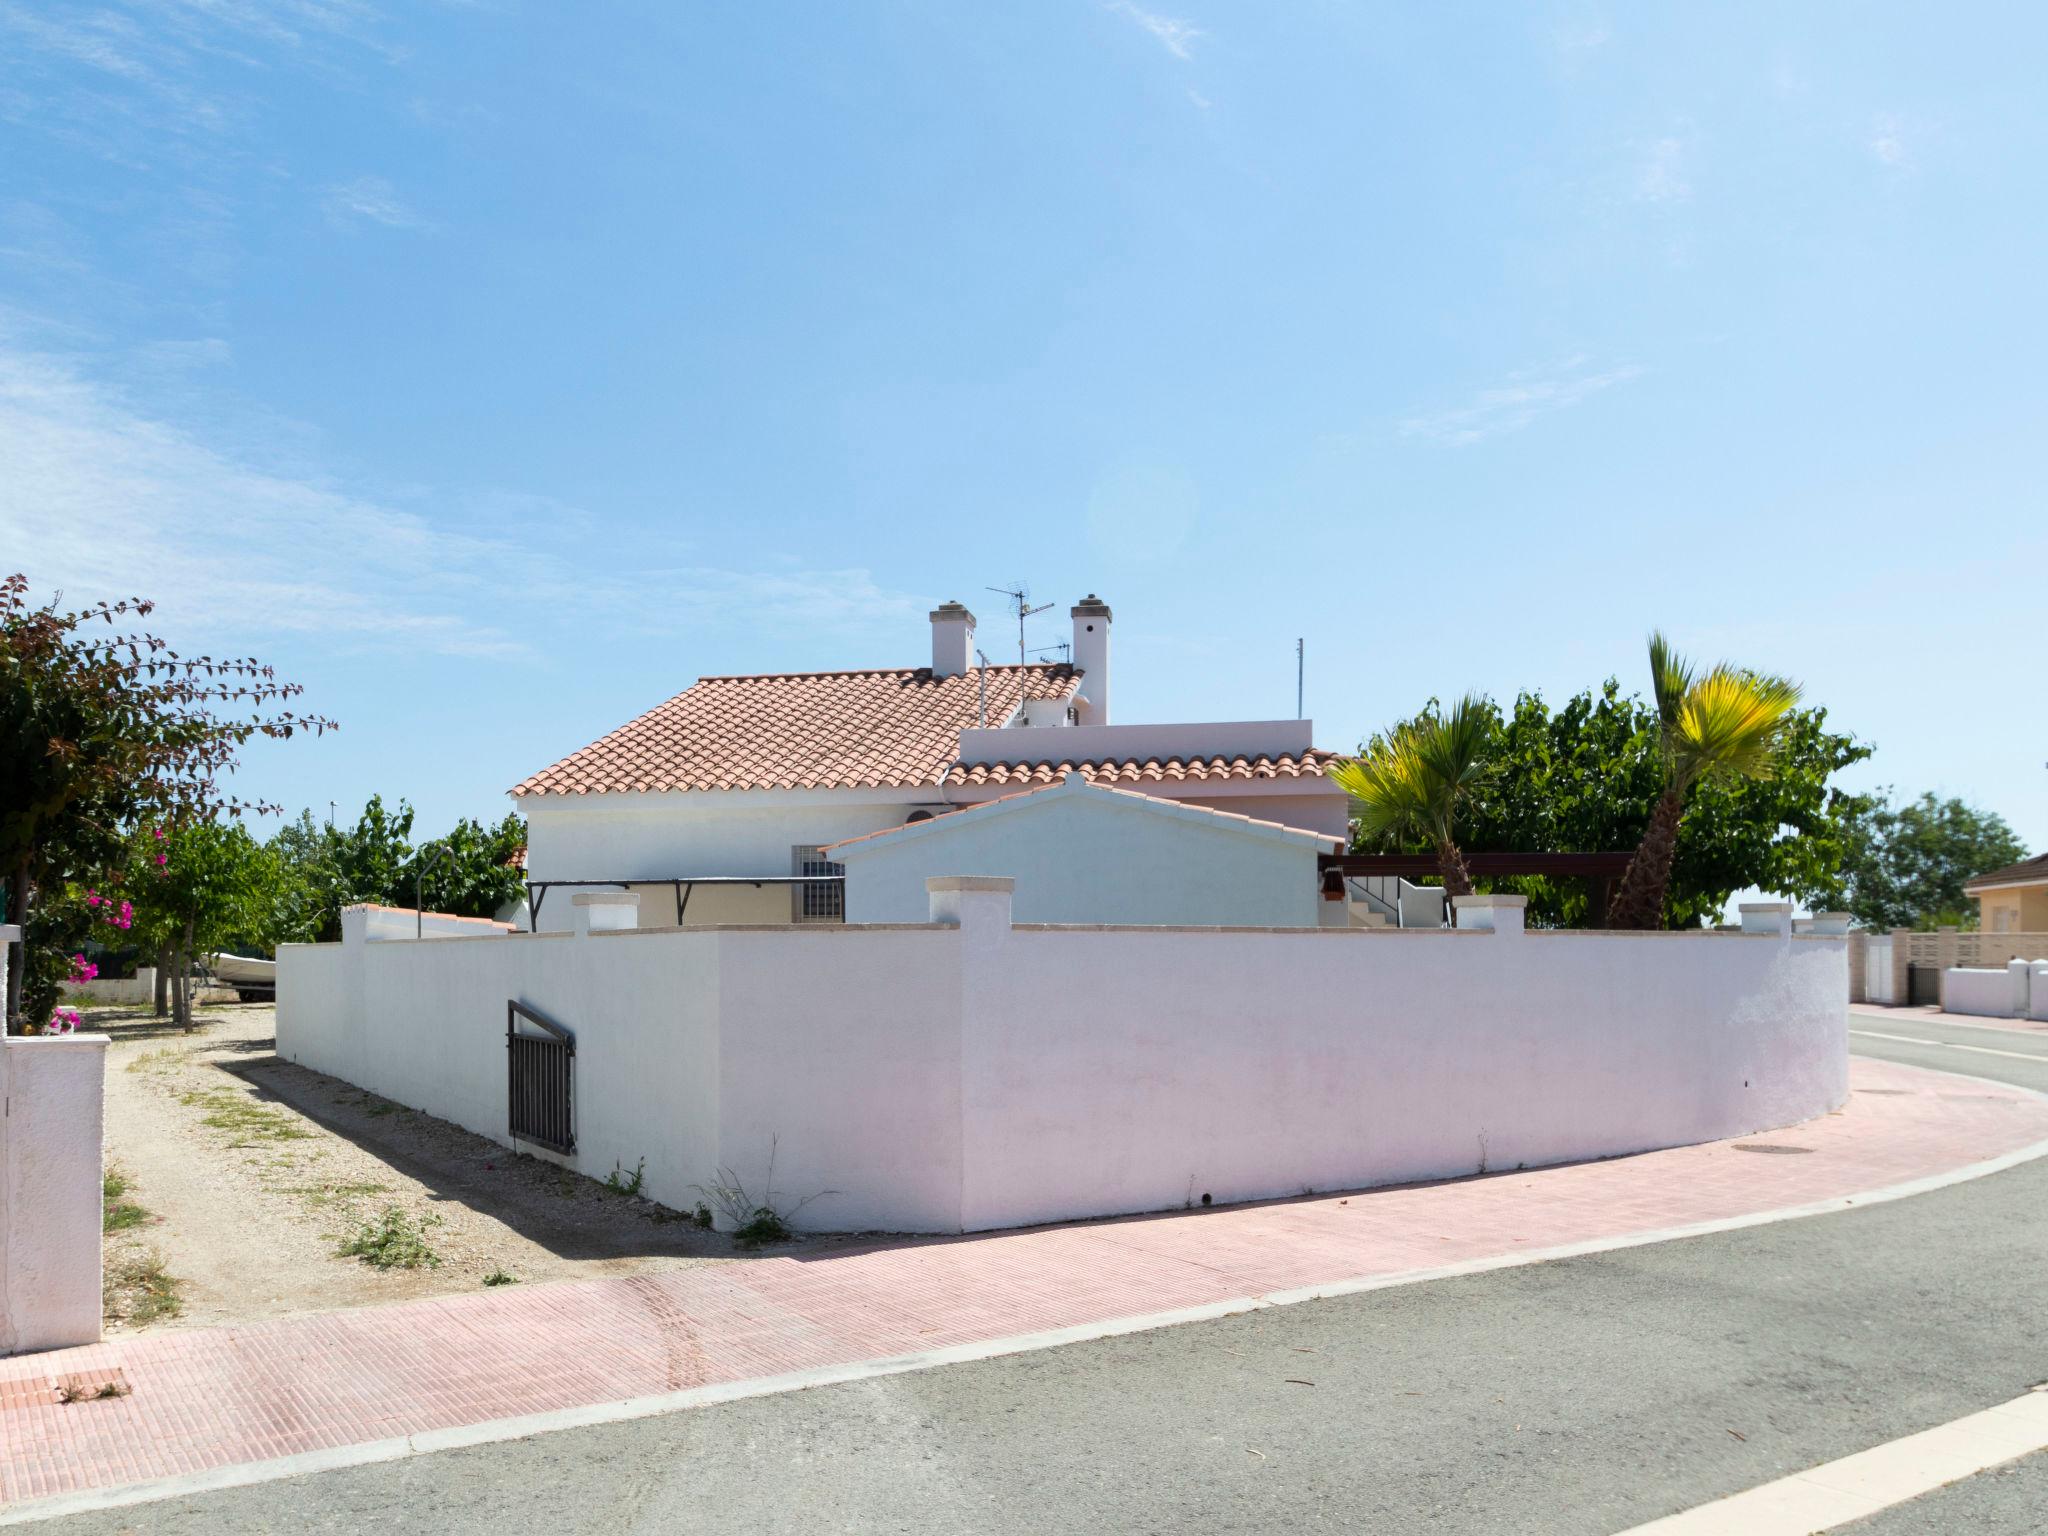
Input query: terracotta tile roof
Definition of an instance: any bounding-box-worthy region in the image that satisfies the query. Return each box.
[942,749,1337,790]
[512,664,1083,796]
[822,775,1343,855]
[1965,852,2048,891]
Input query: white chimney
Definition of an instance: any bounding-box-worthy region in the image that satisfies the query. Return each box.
[1070,594,1111,724]
[930,601,975,678]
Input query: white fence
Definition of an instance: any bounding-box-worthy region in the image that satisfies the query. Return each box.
[278,882,1850,1235]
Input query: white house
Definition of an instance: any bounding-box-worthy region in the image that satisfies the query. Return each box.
[823,773,1343,928]
[511,595,1349,929]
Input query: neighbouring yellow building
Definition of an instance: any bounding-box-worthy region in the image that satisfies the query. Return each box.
[1967,852,2048,933]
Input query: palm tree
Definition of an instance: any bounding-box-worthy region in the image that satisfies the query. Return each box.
[1607,633,1801,929]
[1330,695,1492,898]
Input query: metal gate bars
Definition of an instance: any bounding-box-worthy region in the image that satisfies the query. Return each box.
[507,1000,575,1154]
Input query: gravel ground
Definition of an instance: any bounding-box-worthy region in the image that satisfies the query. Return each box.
[92,1002,749,1333]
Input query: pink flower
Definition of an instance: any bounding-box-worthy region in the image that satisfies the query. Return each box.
[67,954,98,982]
[85,890,101,907]
[153,827,165,840]
[155,852,167,866]
[47,1007,80,1035]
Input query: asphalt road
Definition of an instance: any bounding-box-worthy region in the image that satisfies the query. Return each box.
[35,1017,2048,1535]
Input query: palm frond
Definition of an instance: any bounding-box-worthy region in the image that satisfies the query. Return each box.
[1669,668,1801,787]
[1330,696,1493,849]
[1328,736,1435,845]
[1646,631,1694,727]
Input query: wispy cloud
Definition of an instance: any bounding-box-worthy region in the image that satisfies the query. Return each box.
[322,175,424,231]
[1399,356,1646,447]
[1106,1,1201,61]
[0,341,919,658]
[1869,113,1909,168]
[1636,136,1690,203]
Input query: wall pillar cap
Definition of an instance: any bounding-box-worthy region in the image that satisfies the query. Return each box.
[571,892,640,907]
[1738,902,1792,914]
[1451,894,1529,909]
[925,876,1015,894]
[2,1033,112,1048]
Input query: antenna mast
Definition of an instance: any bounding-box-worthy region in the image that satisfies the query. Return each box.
[1296,638,1304,719]
[986,582,1054,666]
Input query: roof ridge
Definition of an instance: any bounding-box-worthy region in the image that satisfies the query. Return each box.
[696,662,1077,683]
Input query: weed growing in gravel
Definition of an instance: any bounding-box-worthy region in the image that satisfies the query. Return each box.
[180,1086,310,1144]
[696,1139,832,1248]
[604,1158,646,1197]
[338,1207,443,1270]
[105,1251,183,1324]
[102,1165,150,1234]
[481,1268,518,1287]
[280,1181,391,1211]
[125,1047,183,1074]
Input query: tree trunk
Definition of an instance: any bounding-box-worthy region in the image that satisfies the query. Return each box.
[175,917,196,1031]
[153,945,172,1018]
[1609,788,1687,930]
[1433,837,1476,901]
[5,856,29,1033]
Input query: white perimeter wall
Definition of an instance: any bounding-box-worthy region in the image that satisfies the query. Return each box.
[0,1034,108,1355]
[1944,965,2030,1019]
[839,791,1327,927]
[279,925,960,1232]
[279,891,1848,1236]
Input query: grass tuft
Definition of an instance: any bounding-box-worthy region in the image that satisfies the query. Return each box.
[481,1268,519,1287]
[180,1086,310,1144]
[338,1206,442,1270]
[102,1163,150,1234]
[105,1250,183,1324]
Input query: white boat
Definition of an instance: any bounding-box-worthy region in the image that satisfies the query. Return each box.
[205,952,276,995]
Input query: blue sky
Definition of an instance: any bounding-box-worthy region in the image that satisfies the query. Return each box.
[2,1,2042,856]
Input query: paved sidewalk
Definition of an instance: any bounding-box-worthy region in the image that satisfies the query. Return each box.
[5,1057,2046,1516]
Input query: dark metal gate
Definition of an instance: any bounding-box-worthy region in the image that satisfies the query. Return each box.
[507,1000,575,1154]
[1907,965,1943,1008]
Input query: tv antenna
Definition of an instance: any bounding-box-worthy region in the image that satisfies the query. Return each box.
[986,583,1053,666]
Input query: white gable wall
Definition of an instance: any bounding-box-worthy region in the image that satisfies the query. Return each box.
[835,788,1332,927]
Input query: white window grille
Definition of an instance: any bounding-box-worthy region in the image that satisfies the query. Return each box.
[791,846,845,923]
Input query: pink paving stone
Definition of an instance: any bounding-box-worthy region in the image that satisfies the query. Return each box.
[3,1056,2044,1509]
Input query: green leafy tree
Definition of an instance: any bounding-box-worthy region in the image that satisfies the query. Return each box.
[0,575,330,1030]
[264,799,526,943]
[1331,696,1491,897]
[1377,681,1869,928]
[1839,790,2027,931]
[129,821,282,1029]
[407,812,527,922]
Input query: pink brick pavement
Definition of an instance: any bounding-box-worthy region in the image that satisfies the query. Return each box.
[5,1056,2046,1511]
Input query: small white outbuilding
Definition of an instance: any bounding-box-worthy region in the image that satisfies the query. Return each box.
[823,772,1342,928]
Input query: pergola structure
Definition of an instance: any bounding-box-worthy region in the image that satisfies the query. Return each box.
[524,875,845,931]
[1318,851,1636,928]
